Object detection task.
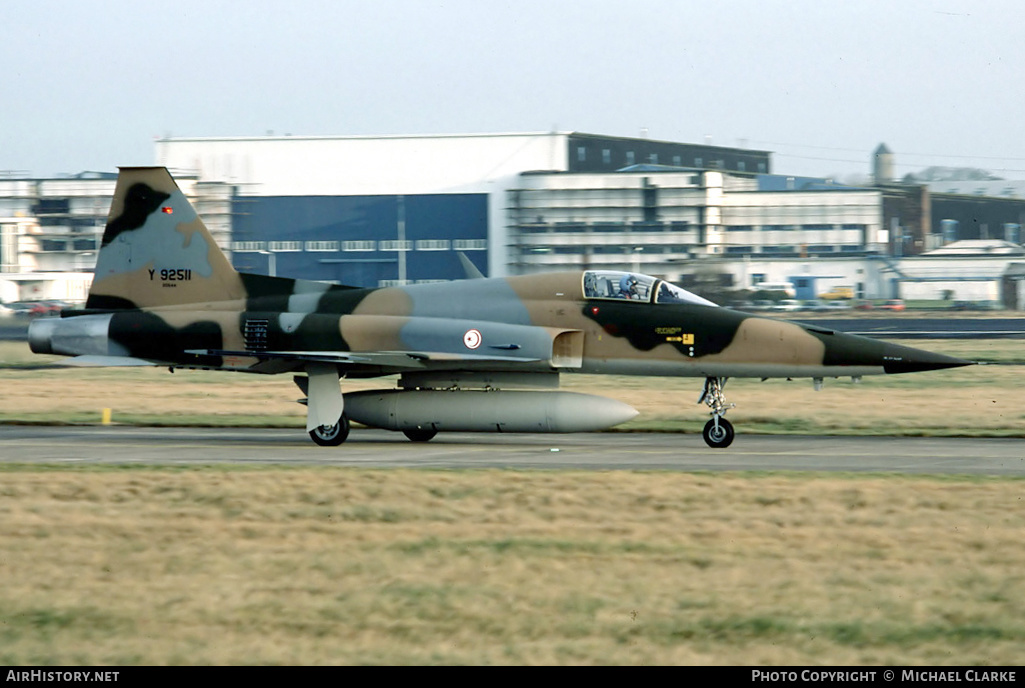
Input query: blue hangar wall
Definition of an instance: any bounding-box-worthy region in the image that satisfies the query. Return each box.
[229,194,489,287]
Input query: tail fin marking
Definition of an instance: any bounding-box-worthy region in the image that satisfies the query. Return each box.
[86,167,245,310]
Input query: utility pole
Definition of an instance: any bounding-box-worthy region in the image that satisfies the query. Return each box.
[397,195,406,285]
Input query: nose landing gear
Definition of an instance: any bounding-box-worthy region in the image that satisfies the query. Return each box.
[699,377,735,449]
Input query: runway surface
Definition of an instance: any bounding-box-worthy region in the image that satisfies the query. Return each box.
[2,425,1023,475]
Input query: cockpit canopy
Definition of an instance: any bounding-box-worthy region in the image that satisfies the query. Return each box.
[581,270,718,307]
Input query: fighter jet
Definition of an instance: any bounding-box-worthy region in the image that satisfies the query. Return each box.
[28,167,972,448]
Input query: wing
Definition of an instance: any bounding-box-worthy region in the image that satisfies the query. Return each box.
[185,317,585,375]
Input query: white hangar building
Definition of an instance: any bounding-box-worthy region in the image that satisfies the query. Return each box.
[6,132,1025,306]
[157,131,895,296]
[155,131,772,285]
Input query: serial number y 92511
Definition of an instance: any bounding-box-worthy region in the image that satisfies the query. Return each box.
[148,268,193,282]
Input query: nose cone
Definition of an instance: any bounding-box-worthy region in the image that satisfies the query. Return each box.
[881,342,974,374]
[814,326,974,374]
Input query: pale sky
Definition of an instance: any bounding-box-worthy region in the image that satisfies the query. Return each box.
[3,0,1024,181]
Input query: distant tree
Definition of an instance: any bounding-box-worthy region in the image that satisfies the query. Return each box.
[905,166,1003,183]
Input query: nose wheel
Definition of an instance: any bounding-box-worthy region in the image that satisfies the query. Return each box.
[702,417,735,449]
[698,377,736,449]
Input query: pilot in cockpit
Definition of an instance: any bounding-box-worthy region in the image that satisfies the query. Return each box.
[619,274,639,299]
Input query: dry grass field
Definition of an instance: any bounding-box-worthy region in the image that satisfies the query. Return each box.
[1,468,1023,665]
[1,339,1023,665]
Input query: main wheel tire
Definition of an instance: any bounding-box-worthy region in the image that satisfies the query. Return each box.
[702,417,735,449]
[309,414,350,447]
[403,427,438,442]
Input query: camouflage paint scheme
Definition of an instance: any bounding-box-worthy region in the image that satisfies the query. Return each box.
[30,168,971,447]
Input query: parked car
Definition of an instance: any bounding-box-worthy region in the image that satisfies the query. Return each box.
[5,301,64,317]
[771,299,804,312]
[879,299,905,312]
[854,300,874,311]
[819,285,855,300]
[802,299,832,312]
[752,281,796,298]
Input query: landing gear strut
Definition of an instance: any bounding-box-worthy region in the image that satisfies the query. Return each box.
[299,364,347,447]
[699,376,735,449]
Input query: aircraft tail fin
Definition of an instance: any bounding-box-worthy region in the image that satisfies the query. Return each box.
[85,167,245,310]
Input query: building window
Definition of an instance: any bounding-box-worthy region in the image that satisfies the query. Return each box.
[738,161,746,172]
[626,151,635,165]
[672,155,682,166]
[758,162,767,173]
[694,157,703,168]
[342,240,376,251]
[379,240,413,251]
[231,241,266,251]
[268,241,301,252]
[415,239,451,251]
[649,153,658,164]
[305,241,338,251]
[602,149,611,164]
[577,146,587,162]
[453,239,487,250]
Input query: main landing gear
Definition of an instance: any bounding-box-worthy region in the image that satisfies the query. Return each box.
[699,376,735,449]
[402,426,438,442]
[309,414,351,447]
[299,364,349,447]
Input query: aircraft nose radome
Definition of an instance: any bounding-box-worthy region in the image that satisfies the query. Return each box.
[882,342,974,374]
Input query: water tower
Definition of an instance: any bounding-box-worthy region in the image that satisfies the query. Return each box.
[873,143,894,184]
